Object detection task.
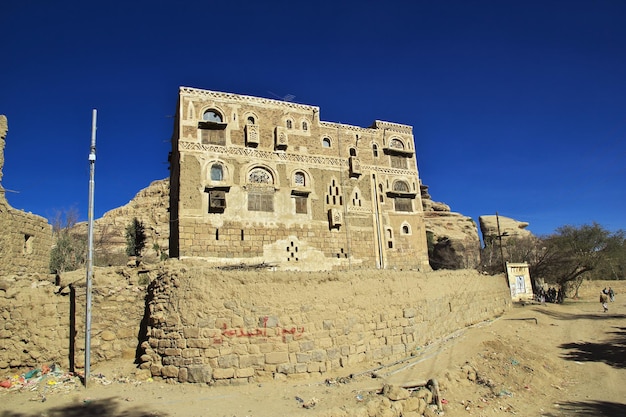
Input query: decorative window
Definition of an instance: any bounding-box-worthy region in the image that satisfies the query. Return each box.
[201,129,226,145]
[395,198,412,212]
[389,138,404,150]
[210,164,223,181]
[294,195,307,214]
[208,190,226,212]
[373,144,379,157]
[203,110,223,123]
[294,171,305,186]
[325,178,343,206]
[248,193,274,212]
[248,168,273,184]
[247,116,255,124]
[199,110,226,145]
[393,181,410,193]
[302,121,308,131]
[322,137,331,148]
[390,155,407,169]
[247,167,274,212]
[286,119,293,129]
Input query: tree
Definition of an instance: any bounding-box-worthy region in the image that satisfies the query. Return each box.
[49,208,87,273]
[480,235,542,275]
[125,217,147,257]
[532,223,625,295]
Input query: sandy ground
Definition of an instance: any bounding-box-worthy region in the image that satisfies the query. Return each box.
[1,288,625,417]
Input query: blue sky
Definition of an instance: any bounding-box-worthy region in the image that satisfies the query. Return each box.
[1,0,624,237]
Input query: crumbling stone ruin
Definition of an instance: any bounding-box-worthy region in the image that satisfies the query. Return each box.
[0,115,52,275]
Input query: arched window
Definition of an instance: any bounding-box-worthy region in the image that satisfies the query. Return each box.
[401,224,411,235]
[389,138,404,150]
[294,171,305,186]
[247,116,255,124]
[248,168,273,184]
[322,137,331,148]
[286,119,293,129]
[203,109,223,123]
[373,144,379,157]
[302,121,308,131]
[349,148,357,157]
[393,181,410,193]
[210,164,223,181]
[247,168,274,212]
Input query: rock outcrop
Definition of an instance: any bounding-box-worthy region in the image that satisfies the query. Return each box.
[421,184,480,270]
[479,215,532,244]
[73,179,170,262]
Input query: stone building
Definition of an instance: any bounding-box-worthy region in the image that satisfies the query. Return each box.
[0,115,53,275]
[169,87,430,271]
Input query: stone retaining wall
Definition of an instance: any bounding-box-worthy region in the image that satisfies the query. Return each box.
[0,270,146,372]
[141,266,511,384]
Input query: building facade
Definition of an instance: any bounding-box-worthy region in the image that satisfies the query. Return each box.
[169,87,429,271]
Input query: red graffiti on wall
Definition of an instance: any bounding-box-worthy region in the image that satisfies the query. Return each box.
[209,317,305,344]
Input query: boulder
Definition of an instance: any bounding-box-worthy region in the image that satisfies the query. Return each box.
[479,215,532,243]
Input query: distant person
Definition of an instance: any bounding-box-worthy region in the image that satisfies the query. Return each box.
[608,287,615,302]
[600,291,609,313]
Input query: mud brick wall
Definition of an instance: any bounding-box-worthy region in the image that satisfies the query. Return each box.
[142,267,511,385]
[0,274,146,372]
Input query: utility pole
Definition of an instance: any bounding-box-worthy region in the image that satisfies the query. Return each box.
[84,109,97,387]
[496,211,508,273]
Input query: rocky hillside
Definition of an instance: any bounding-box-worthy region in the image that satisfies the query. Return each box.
[73,179,170,263]
[420,183,481,270]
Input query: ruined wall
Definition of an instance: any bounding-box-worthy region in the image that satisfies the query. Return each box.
[0,268,148,372]
[142,265,511,384]
[0,115,53,275]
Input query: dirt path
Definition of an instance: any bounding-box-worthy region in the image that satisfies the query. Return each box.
[2,295,625,417]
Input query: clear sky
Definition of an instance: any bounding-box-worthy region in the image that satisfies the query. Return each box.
[1,0,624,237]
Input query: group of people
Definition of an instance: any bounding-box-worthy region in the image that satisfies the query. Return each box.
[600,287,616,312]
[536,286,564,304]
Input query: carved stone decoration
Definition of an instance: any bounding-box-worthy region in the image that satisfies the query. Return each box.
[349,156,362,176]
[329,208,343,227]
[275,126,288,149]
[389,138,404,150]
[245,124,259,146]
[248,168,273,184]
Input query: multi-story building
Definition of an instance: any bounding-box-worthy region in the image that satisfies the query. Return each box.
[169,87,429,271]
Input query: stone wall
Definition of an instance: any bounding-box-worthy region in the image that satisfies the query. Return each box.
[142,265,511,384]
[0,267,148,372]
[0,115,53,275]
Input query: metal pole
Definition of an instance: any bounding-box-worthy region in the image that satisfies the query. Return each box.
[84,109,97,387]
[496,211,506,273]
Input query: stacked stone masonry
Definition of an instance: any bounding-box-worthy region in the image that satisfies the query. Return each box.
[169,88,430,271]
[0,268,147,372]
[0,115,53,275]
[142,266,512,384]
